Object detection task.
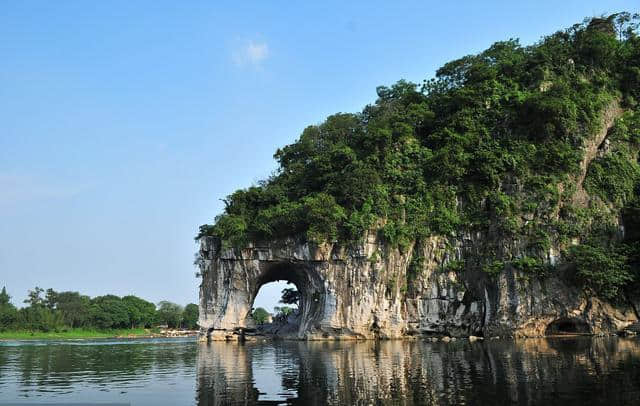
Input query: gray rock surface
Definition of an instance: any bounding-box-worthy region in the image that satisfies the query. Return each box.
[197,232,638,341]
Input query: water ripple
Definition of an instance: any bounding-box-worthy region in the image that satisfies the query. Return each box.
[1,337,640,405]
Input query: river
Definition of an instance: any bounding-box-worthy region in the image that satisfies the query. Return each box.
[1,336,639,405]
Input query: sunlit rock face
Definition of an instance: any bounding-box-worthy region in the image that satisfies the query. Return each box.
[197,232,638,341]
[198,233,412,340]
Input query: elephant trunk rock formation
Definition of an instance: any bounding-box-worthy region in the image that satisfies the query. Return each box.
[197,233,639,341]
[195,17,640,341]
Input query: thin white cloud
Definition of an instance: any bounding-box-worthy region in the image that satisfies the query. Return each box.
[232,40,269,67]
[0,173,81,205]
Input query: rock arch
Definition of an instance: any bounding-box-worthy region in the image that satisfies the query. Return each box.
[250,261,326,335]
[198,238,332,340]
[197,235,637,340]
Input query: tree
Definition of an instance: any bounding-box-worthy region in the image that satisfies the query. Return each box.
[182,303,199,329]
[24,287,44,308]
[56,291,91,328]
[17,305,63,332]
[156,301,183,328]
[90,295,130,329]
[251,307,270,324]
[280,287,300,306]
[566,244,634,300]
[122,295,156,328]
[0,287,10,306]
[0,304,17,330]
[273,306,294,318]
[45,288,58,310]
[0,287,17,330]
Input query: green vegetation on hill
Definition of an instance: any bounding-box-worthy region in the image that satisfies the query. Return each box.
[0,286,199,336]
[199,14,640,301]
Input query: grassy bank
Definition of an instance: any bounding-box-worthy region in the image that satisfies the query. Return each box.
[0,328,157,340]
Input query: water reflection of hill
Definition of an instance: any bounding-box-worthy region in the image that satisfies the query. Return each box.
[196,337,640,406]
[1,337,639,405]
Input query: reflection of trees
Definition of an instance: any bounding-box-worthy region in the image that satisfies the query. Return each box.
[2,339,196,394]
[196,337,640,406]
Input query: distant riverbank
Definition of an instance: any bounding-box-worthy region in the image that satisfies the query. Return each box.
[0,328,199,340]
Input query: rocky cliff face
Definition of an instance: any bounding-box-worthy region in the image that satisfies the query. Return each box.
[198,100,639,341]
[197,232,639,341]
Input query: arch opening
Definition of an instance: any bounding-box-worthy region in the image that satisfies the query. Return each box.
[253,280,299,315]
[252,280,299,332]
[247,262,324,337]
[545,318,591,336]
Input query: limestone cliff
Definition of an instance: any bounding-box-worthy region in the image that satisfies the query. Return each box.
[197,229,638,340]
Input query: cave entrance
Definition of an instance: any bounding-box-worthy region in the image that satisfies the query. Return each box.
[545,318,592,336]
[248,262,323,338]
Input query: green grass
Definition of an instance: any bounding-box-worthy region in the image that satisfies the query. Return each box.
[0,328,156,340]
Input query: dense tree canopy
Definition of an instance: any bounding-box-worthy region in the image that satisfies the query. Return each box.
[56,291,91,328]
[156,301,183,328]
[199,14,640,301]
[200,14,639,246]
[90,295,131,329]
[0,287,198,333]
[182,303,199,329]
[0,287,17,330]
[0,287,11,307]
[251,307,270,324]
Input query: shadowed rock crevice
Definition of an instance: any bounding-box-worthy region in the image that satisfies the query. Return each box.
[545,318,592,336]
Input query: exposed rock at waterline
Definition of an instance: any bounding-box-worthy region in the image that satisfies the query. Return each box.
[197,233,638,341]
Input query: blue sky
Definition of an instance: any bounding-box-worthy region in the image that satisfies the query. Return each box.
[1,1,637,310]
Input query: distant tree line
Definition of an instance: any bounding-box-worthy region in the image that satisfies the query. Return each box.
[0,286,199,332]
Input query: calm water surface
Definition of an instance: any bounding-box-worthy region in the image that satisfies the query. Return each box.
[1,336,639,405]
